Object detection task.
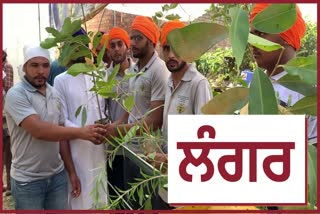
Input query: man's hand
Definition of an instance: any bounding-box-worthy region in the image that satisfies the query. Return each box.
[147,152,168,174]
[69,173,81,198]
[79,124,107,144]
[103,123,119,140]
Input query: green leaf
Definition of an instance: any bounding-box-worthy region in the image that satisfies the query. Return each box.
[69,19,82,35]
[307,144,317,208]
[70,35,90,45]
[61,17,72,35]
[165,14,181,20]
[162,4,171,12]
[75,105,82,118]
[138,187,143,206]
[97,42,106,66]
[97,91,117,99]
[123,71,141,81]
[280,55,317,85]
[277,74,317,96]
[248,33,283,52]
[251,4,297,34]
[249,68,278,114]
[81,107,87,127]
[40,38,57,49]
[155,11,163,18]
[59,43,83,66]
[45,27,60,37]
[229,7,249,70]
[152,16,158,26]
[108,64,120,83]
[69,48,91,62]
[144,197,152,210]
[167,22,228,62]
[169,3,178,9]
[123,95,134,112]
[147,152,156,160]
[201,87,249,114]
[290,95,317,115]
[93,31,104,49]
[67,63,94,76]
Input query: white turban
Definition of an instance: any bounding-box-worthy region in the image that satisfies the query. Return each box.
[23,45,50,67]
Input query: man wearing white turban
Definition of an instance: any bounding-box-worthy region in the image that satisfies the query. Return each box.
[4,44,106,210]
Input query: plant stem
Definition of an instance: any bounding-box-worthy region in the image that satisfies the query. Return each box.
[270,47,285,77]
[105,174,167,209]
[92,72,103,120]
[98,7,106,32]
[81,4,88,33]
[81,4,103,121]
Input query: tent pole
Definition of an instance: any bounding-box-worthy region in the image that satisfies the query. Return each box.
[38,3,41,42]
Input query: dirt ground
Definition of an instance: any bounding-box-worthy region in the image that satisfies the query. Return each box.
[2,171,14,210]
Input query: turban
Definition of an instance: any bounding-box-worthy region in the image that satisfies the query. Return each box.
[250,4,306,51]
[160,20,185,47]
[72,27,87,37]
[131,16,160,45]
[23,45,50,67]
[108,27,130,48]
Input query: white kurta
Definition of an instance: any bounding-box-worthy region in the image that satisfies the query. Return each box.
[54,72,107,209]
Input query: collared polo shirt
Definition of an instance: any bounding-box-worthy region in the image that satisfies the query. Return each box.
[128,52,170,124]
[4,77,64,182]
[162,63,212,139]
[106,58,135,122]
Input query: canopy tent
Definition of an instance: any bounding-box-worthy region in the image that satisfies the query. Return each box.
[106,4,212,22]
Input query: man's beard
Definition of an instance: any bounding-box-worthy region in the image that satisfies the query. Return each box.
[167,61,186,73]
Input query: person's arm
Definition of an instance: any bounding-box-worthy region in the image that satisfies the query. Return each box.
[60,140,81,198]
[20,114,105,143]
[4,88,106,144]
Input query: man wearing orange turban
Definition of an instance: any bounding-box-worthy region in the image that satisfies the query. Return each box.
[105,26,135,203]
[95,33,112,68]
[160,19,212,138]
[103,16,170,209]
[160,19,185,47]
[153,21,212,196]
[249,3,306,77]
[250,4,316,145]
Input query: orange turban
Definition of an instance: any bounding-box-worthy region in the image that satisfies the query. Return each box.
[131,16,160,45]
[250,4,306,51]
[108,27,130,48]
[160,20,185,47]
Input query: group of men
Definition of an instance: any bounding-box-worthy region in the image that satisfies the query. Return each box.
[2,3,316,211]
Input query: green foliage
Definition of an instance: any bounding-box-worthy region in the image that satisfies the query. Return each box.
[201,87,249,114]
[281,55,317,85]
[249,68,278,114]
[207,3,253,27]
[307,144,317,208]
[152,3,180,26]
[299,19,317,57]
[195,48,252,91]
[277,74,317,97]
[290,95,317,115]
[251,4,297,34]
[167,22,228,62]
[229,7,249,70]
[248,33,283,52]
